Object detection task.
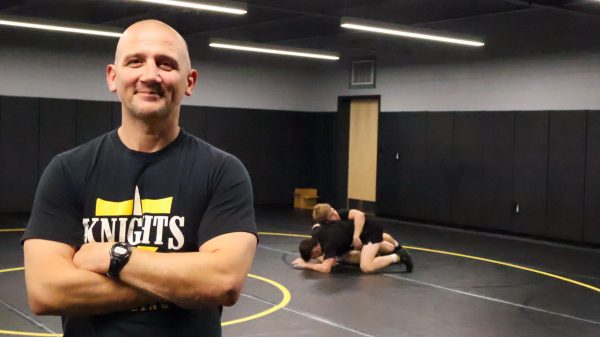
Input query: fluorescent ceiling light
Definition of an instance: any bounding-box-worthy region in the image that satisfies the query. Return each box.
[132,0,247,15]
[341,17,484,47]
[0,15,122,38]
[209,39,340,61]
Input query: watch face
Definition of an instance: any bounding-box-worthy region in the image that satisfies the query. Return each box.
[114,246,128,255]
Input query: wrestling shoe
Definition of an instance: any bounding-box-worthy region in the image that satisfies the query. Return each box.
[394,246,414,273]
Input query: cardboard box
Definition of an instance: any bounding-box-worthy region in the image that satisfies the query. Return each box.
[294,188,318,209]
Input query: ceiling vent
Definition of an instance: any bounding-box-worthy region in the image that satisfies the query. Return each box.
[350,59,375,88]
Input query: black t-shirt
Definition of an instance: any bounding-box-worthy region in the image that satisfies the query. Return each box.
[23,129,256,337]
[337,209,350,222]
[312,209,385,258]
[312,220,354,260]
[337,208,384,245]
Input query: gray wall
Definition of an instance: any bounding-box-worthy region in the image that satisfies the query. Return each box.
[324,8,600,112]
[2,8,600,112]
[0,28,334,112]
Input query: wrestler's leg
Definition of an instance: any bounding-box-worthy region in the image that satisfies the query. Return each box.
[359,243,399,273]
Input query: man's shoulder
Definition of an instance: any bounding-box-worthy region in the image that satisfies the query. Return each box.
[181,130,234,160]
[180,130,245,169]
[337,209,350,220]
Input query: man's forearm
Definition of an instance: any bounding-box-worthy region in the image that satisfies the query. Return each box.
[295,257,335,273]
[37,271,161,316]
[72,233,256,309]
[119,233,256,308]
[302,262,332,273]
[24,240,161,316]
[353,217,365,239]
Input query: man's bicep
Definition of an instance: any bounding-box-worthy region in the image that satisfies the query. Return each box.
[24,157,84,246]
[197,156,256,245]
[23,239,77,313]
[24,239,77,272]
[348,209,364,220]
[24,239,77,285]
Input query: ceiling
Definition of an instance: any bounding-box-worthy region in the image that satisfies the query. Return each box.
[1,0,600,58]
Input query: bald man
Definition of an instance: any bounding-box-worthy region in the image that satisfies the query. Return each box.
[22,20,257,337]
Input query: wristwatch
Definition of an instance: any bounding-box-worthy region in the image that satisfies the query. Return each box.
[107,242,132,279]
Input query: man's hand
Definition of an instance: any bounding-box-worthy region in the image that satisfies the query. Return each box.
[352,237,363,250]
[292,257,307,269]
[73,242,115,275]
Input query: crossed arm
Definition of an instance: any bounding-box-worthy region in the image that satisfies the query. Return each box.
[24,232,257,316]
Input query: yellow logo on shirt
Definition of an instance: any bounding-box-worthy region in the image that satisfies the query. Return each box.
[82,186,185,251]
[95,197,173,216]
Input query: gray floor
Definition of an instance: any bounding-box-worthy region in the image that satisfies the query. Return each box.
[1,207,600,337]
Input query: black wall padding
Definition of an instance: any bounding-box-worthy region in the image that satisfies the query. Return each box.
[512,111,548,236]
[332,98,350,208]
[377,110,600,244]
[0,95,333,210]
[270,111,318,204]
[394,113,428,219]
[451,112,483,227]
[76,101,113,144]
[180,105,207,140]
[584,111,600,244]
[206,108,265,202]
[39,99,78,176]
[546,111,586,241]
[111,103,121,129]
[203,107,337,205]
[312,113,336,204]
[377,112,455,223]
[376,113,400,216]
[423,113,453,223]
[204,107,331,205]
[479,112,514,231]
[0,97,39,212]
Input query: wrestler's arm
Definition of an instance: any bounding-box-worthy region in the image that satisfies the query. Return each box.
[73,232,257,309]
[348,209,366,249]
[24,239,160,316]
[292,256,336,273]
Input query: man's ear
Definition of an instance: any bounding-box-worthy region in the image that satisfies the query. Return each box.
[106,64,117,93]
[185,68,198,96]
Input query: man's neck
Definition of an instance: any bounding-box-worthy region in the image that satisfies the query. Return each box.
[117,117,180,153]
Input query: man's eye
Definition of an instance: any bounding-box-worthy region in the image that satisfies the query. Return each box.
[127,60,142,67]
[159,62,173,70]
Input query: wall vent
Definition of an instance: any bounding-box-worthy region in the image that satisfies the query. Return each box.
[350,59,375,88]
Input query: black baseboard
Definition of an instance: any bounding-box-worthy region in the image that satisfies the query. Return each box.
[348,199,376,215]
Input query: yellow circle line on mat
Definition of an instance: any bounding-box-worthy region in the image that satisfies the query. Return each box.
[403,245,600,293]
[258,231,311,238]
[0,229,25,233]
[257,231,600,294]
[0,330,60,337]
[222,273,291,326]
[0,267,25,274]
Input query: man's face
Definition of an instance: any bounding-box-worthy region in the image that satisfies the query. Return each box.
[327,208,340,221]
[107,23,196,121]
[311,244,322,259]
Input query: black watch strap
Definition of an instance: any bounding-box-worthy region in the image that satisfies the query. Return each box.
[107,242,132,279]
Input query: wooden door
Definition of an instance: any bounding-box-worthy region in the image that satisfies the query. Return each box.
[347,98,379,206]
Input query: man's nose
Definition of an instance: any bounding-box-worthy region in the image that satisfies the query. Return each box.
[139,62,161,82]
